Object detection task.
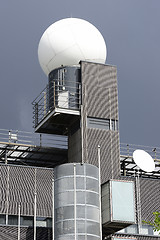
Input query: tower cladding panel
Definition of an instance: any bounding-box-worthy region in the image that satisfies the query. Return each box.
[54,163,101,240]
[80,62,120,184]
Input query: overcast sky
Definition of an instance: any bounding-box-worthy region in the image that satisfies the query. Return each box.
[0,0,160,147]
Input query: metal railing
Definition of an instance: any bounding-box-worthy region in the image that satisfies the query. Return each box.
[32,79,81,128]
[120,142,160,160]
[120,143,160,179]
[1,129,160,177]
[1,128,158,160]
[0,128,68,149]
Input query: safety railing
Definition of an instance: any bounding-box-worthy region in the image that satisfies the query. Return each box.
[120,142,160,179]
[120,142,160,160]
[0,128,67,149]
[1,129,160,172]
[32,79,81,128]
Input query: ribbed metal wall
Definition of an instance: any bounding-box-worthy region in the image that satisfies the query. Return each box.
[140,178,160,222]
[81,62,120,184]
[0,226,52,240]
[136,236,160,240]
[81,62,118,120]
[0,164,53,217]
[112,234,160,240]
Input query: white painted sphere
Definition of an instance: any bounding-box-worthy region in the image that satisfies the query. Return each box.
[38,18,107,76]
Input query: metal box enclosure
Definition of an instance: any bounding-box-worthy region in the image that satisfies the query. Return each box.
[102,180,135,235]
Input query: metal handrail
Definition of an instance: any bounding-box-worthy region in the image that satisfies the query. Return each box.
[0,128,68,149]
[120,142,160,160]
[32,79,81,128]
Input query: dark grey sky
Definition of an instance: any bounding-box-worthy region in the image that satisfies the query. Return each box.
[0,0,160,147]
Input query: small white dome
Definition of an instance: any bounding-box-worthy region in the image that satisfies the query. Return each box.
[38,18,107,76]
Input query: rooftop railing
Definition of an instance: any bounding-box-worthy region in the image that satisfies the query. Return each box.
[1,129,159,160]
[120,143,160,179]
[1,128,160,178]
[120,142,160,160]
[32,79,81,128]
[0,128,68,149]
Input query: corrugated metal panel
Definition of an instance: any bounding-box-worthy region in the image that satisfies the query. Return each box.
[0,165,53,217]
[0,165,8,213]
[8,166,35,216]
[36,168,53,217]
[140,178,160,222]
[0,226,52,240]
[81,61,120,183]
[113,234,159,240]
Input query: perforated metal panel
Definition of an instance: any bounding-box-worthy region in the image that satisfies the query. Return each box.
[0,164,53,217]
[140,178,160,222]
[8,166,35,216]
[0,226,52,240]
[36,168,53,217]
[81,62,118,120]
[81,62,120,184]
[54,163,101,240]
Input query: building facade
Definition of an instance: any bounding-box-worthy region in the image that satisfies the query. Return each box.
[0,61,160,240]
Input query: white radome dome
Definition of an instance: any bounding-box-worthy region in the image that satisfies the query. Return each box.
[38,18,107,76]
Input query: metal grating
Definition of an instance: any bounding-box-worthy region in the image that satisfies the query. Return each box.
[140,178,160,222]
[81,62,120,184]
[0,226,52,240]
[0,165,53,217]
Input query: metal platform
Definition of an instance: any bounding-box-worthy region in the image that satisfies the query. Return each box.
[0,141,67,168]
[32,79,81,135]
[0,129,68,168]
[34,107,80,135]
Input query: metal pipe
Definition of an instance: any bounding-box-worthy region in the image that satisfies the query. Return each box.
[18,204,21,240]
[34,169,37,240]
[98,146,102,240]
[81,105,84,164]
[6,166,9,225]
[44,91,47,116]
[136,170,142,234]
[74,164,77,240]
[108,88,113,178]
[52,178,54,240]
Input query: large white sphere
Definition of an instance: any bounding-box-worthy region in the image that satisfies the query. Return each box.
[38,18,107,76]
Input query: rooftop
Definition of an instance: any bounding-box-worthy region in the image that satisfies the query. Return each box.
[0,128,67,168]
[0,128,160,178]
